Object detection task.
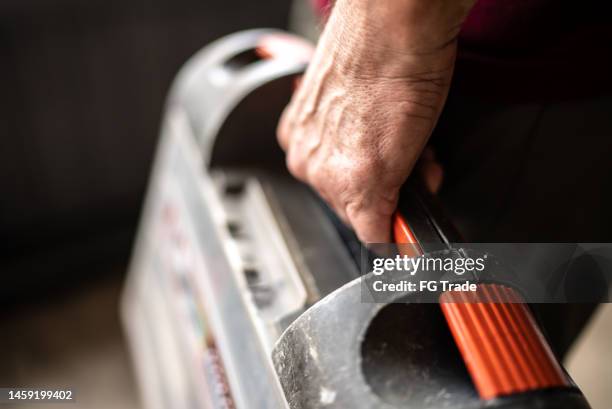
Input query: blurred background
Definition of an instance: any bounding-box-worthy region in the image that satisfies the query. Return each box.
[0,0,290,306]
[0,0,289,407]
[0,1,610,408]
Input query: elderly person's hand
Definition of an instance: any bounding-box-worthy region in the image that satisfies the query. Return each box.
[277,0,474,243]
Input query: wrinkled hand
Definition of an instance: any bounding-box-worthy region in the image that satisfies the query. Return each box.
[278,0,473,243]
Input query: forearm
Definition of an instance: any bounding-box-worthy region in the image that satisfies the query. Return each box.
[333,0,475,48]
[323,0,476,79]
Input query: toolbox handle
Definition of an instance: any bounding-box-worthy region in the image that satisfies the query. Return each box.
[393,211,570,399]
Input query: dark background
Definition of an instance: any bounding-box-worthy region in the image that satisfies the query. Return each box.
[0,0,290,306]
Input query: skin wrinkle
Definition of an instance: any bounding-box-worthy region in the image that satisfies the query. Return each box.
[278,0,476,242]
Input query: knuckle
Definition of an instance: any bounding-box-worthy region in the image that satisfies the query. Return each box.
[305,158,325,186]
[276,124,287,146]
[286,150,305,180]
[276,113,293,150]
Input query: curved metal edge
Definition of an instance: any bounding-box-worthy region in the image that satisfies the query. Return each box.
[166,28,309,167]
[271,272,415,409]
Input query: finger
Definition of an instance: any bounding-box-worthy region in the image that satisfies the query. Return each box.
[421,160,443,194]
[309,171,351,226]
[285,143,308,182]
[276,105,292,152]
[347,204,392,244]
[417,147,444,194]
[325,198,351,227]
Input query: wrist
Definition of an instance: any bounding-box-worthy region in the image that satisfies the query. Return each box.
[336,0,474,50]
[324,0,475,78]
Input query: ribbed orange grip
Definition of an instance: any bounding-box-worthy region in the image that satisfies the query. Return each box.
[440,284,570,399]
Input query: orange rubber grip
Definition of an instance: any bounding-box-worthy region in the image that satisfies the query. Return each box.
[440,285,570,399]
[393,212,423,258]
[392,213,570,400]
